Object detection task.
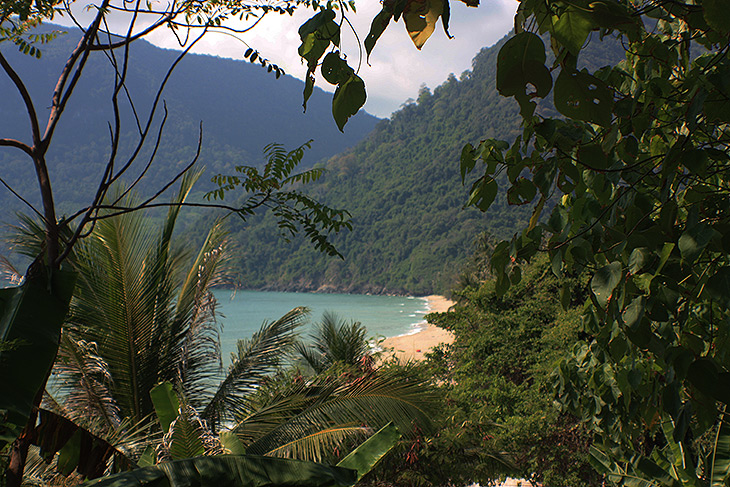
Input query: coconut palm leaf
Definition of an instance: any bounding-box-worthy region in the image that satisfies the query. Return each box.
[264,425,371,462]
[296,312,369,374]
[244,366,436,461]
[201,307,307,432]
[85,455,358,487]
[60,170,233,425]
[176,221,233,413]
[52,333,121,432]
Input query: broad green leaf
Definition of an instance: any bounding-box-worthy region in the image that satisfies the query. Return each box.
[622,297,644,329]
[364,9,392,59]
[403,0,443,49]
[591,262,622,307]
[332,74,366,132]
[303,74,315,111]
[57,429,82,476]
[86,455,358,487]
[554,69,612,127]
[506,178,537,205]
[496,32,552,100]
[678,224,717,264]
[467,176,498,211]
[137,446,156,468]
[321,52,353,85]
[337,422,400,480]
[298,9,336,40]
[552,7,595,55]
[460,143,477,184]
[150,382,180,434]
[703,267,730,307]
[628,248,649,275]
[703,0,730,34]
[298,34,330,69]
[0,265,76,449]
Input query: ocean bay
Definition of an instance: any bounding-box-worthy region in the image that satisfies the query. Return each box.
[214,290,430,362]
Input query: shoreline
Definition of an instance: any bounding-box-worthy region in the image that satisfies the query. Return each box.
[381,295,455,362]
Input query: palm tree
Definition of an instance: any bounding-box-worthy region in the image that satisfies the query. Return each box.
[294,311,371,374]
[9,171,437,475]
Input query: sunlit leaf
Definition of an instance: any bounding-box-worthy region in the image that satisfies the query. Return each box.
[404,0,444,49]
[337,423,400,480]
[552,7,595,55]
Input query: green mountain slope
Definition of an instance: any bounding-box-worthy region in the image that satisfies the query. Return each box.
[227,33,626,295]
[0,26,379,218]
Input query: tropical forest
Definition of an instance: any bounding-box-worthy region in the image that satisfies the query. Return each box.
[1,0,730,486]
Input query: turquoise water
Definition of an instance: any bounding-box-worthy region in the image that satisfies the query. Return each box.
[214,290,429,362]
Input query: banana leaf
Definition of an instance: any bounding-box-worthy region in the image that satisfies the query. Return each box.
[0,263,76,448]
[34,408,135,479]
[84,455,358,487]
[336,422,400,480]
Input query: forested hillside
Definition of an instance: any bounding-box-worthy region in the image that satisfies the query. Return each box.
[0,26,378,217]
[225,33,624,295]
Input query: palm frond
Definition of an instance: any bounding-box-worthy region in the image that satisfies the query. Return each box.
[200,307,307,432]
[177,221,235,412]
[245,367,437,461]
[231,381,318,445]
[52,333,121,432]
[265,425,371,462]
[298,312,370,374]
[67,201,165,421]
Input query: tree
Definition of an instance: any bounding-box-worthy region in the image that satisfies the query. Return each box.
[6,172,436,483]
[454,0,730,484]
[294,311,370,374]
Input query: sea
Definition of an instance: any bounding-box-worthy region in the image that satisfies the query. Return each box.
[214,290,429,363]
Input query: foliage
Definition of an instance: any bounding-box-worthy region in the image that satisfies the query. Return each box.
[83,422,401,487]
[221,30,625,296]
[85,454,359,487]
[294,311,370,374]
[207,141,352,258]
[0,262,75,451]
[363,256,599,486]
[459,0,730,484]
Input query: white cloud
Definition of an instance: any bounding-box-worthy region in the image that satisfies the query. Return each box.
[59,0,517,117]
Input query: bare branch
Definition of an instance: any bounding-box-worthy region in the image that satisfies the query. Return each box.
[0,52,42,148]
[0,139,33,157]
[41,0,111,150]
[0,177,45,222]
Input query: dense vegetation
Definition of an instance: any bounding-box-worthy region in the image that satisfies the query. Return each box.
[460,0,730,485]
[220,32,625,295]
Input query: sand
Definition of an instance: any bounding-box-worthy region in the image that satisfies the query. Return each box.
[380,295,455,362]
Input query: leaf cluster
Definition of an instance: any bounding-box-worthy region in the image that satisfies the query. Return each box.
[461,0,730,484]
[206,141,352,258]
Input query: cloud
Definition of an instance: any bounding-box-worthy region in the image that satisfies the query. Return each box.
[57,0,517,118]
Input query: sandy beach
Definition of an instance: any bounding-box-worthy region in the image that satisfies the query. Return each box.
[381,295,455,362]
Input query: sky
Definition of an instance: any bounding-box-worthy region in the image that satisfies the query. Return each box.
[139,0,518,118]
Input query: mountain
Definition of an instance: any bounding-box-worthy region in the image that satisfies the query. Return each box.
[0,25,379,218]
[224,32,626,295]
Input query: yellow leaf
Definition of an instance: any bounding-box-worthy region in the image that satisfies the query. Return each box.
[404,0,443,49]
